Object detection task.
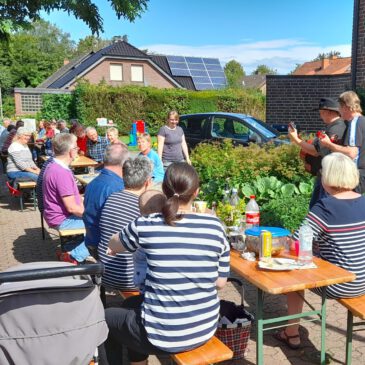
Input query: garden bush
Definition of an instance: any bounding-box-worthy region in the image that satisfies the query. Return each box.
[40,83,266,134]
[191,140,313,232]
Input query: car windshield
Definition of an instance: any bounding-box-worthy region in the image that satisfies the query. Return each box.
[246,117,278,139]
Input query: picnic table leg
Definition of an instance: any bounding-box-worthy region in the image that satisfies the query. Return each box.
[320,288,327,365]
[256,288,264,365]
[20,194,24,211]
[345,310,353,365]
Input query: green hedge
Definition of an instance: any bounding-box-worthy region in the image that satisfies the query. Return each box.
[39,83,265,134]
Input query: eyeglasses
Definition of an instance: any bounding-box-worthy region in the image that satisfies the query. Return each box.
[71,146,79,151]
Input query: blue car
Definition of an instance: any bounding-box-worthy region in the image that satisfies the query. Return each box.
[179,112,288,149]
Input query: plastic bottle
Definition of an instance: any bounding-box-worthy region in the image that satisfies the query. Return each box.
[245,195,260,229]
[298,223,314,265]
[229,188,240,227]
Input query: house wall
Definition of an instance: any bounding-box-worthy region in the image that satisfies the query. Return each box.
[353,0,365,88]
[68,59,176,89]
[266,74,351,131]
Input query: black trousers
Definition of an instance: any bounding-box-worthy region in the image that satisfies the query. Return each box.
[99,297,169,365]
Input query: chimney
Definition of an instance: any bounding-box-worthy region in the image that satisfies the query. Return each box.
[63,59,69,66]
[321,58,330,70]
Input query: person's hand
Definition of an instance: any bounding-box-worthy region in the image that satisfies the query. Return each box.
[319,134,332,148]
[288,127,300,144]
[79,150,85,156]
[106,247,117,256]
[186,158,192,165]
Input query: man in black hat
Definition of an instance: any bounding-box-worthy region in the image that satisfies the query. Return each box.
[320,91,365,194]
[288,97,346,207]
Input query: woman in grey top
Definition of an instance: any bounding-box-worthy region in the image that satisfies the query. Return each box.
[7,127,40,182]
[157,110,191,169]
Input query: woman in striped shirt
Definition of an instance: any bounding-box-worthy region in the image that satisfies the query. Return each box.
[275,153,365,349]
[104,162,230,365]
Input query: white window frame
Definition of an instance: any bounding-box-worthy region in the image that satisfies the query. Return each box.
[110,64,123,81]
[131,65,144,82]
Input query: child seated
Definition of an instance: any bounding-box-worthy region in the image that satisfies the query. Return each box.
[134,190,167,291]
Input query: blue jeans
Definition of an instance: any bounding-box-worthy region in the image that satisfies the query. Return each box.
[7,171,38,182]
[57,216,90,262]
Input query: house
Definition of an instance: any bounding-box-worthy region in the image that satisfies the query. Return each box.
[14,40,226,115]
[292,56,351,76]
[242,75,266,94]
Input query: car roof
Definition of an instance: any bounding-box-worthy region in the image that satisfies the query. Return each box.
[181,112,253,118]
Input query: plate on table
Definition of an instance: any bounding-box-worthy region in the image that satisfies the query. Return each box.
[258,258,298,271]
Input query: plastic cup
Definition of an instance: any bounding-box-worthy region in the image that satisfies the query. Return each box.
[194,201,207,213]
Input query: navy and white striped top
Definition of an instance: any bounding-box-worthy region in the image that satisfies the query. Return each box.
[118,212,230,352]
[98,190,140,289]
[294,195,365,299]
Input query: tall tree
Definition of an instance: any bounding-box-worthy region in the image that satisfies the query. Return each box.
[0,20,75,88]
[224,60,245,88]
[0,0,149,41]
[74,35,111,56]
[251,64,277,75]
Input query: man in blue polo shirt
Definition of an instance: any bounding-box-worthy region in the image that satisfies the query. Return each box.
[83,143,129,253]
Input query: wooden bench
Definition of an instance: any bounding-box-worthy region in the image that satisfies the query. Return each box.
[337,294,365,365]
[17,181,37,211]
[171,336,233,365]
[58,227,86,247]
[118,290,233,364]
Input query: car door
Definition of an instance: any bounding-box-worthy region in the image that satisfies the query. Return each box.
[179,115,211,148]
[211,116,262,146]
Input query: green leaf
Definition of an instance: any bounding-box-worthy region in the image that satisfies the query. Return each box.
[281,184,296,197]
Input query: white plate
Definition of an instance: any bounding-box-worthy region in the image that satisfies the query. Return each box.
[258,258,298,271]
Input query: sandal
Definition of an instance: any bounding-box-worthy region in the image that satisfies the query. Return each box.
[273,330,301,350]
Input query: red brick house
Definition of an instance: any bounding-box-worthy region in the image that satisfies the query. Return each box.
[14,40,226,115]
[292,56,351,76]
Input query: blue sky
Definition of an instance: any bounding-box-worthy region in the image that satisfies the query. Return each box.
[43,0,354,74]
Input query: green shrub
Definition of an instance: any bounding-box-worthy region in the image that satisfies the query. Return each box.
[40,93,75,120]
[191,140,310,204]
[40,83,266,134]
[260,195,310,232]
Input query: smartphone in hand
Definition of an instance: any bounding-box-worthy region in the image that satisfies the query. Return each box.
[288,121,296,131]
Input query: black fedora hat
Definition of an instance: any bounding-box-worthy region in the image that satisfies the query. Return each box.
[313,97,340,112]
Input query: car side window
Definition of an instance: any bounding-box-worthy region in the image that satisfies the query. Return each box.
[212,117,261,142]
[181,117,207,137]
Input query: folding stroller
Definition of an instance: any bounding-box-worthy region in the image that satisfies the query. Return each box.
[0,261,108,365]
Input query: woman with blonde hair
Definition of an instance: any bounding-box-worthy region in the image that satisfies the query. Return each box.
[106,127,122,145]
[274,152,365,349]
[157,110,191,169]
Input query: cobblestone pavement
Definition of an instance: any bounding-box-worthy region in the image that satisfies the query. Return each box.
[0,173,364,365]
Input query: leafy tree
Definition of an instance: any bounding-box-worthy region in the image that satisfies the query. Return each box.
[312,51,341,61]
[224,60,245,89]
[0,20,75,88]
[251,64,277,75]
[74,35,111,56]
[0,0,148,41]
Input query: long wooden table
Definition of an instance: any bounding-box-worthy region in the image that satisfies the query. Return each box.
[75,173,99,186]
[230,250,356,364]
[40,155,98,168]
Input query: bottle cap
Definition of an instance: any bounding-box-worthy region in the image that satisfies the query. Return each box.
[249,195,256,199]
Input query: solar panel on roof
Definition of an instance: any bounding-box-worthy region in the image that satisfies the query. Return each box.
[166,55,227,90]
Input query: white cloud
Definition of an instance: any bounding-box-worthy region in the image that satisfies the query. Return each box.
[140,39,351,74]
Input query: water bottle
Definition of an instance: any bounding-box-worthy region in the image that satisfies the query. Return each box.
[298,222,313,265]
[245,195,260,229]
[229,188,240,227]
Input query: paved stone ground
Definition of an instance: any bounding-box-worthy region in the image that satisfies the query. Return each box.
[0,171,364,365]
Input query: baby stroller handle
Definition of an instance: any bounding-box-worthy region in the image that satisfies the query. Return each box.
[0,263,104,284]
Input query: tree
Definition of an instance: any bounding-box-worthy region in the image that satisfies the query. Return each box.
[312,51,341,61]
[251,64,277,75]
[224,60,245,88]
[0,0,149,41]
[0,20,75,88]
[74,35,111,56]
